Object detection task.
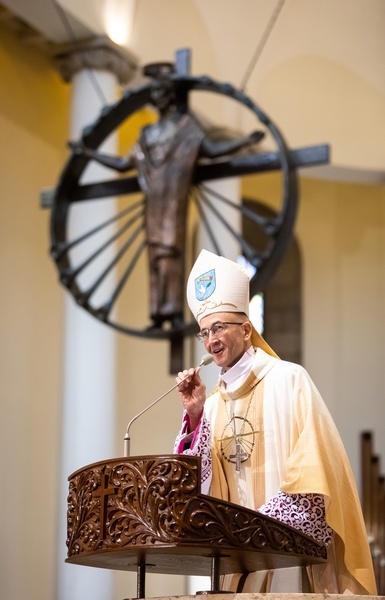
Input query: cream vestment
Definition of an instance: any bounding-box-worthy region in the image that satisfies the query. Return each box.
[175,348,376,595]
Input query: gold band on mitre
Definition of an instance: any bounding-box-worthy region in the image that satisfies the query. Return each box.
[187,250,278,358]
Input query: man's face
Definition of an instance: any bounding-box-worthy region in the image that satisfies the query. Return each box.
[199,312,252,371]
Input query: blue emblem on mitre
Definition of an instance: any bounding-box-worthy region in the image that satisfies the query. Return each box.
[195,269,216,301]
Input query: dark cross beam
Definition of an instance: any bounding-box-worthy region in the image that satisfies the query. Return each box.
[65,144,330,204]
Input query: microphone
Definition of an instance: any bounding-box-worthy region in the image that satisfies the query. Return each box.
[123,354,213,457]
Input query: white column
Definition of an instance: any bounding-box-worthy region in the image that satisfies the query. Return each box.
[53,39,137,600]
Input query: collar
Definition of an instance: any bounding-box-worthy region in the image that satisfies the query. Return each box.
[219,347,279,397]
[219,346,255,389]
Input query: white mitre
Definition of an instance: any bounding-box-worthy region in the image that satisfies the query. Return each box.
[187,249,277,357]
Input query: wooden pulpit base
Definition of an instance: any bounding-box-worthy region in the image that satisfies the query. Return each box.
[66,455,327,598]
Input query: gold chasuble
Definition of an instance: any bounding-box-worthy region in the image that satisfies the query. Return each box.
[203,348,376,595]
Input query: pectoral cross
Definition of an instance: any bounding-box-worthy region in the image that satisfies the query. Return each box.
[219,423,258,472]
[229,440,250,473]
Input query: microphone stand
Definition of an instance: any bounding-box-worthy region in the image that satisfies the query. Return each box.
[123,354,213,457]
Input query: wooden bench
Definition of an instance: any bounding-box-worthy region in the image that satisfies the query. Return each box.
[361,431,385,594]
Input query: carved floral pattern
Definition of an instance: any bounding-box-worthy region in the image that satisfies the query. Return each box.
[66,456,326,563]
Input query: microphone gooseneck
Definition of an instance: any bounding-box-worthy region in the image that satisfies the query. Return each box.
[123,354,214,457]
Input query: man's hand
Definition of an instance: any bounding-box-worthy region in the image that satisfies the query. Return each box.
[176,367,206,432]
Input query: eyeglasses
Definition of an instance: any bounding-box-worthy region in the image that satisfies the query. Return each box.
[196,321,244,342]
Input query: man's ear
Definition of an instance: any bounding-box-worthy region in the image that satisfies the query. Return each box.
[243,320,253,340]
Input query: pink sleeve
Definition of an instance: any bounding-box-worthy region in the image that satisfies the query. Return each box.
[173,411,212,494]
